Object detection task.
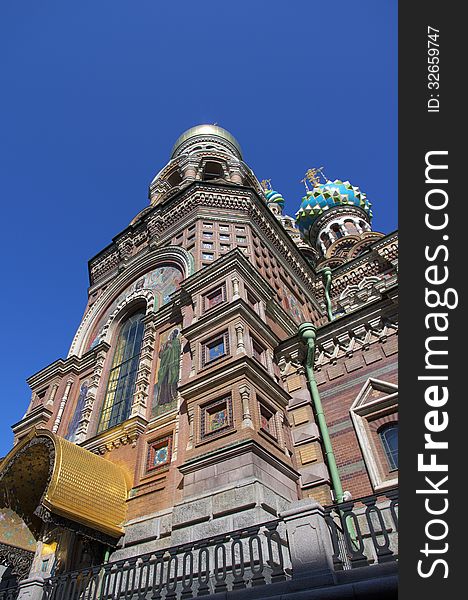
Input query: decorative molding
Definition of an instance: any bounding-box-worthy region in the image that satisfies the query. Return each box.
[349,378,398,492]
[81,416,148,456]
[0,542,34,580]
[71,246,193,357]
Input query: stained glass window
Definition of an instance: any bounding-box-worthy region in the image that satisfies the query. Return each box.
[379,424,398,470]
[65,382,88,442]
[97,310,145,432]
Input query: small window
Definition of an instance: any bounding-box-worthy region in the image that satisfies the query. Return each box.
[236,236,247,244]
[202,162,224,181]
[202,332,229,366]
[259,401,277,438]
[202,242,213,249]
[252,337,266,365]
[320,232,332,249]
[167,171,182,187]
[331,224,344,239]
[203,222,213,229]
[204,285,226,311]
[202,252,214,261]
[379,424,398,470]
[200,396,233,439]
[203,231,213,239]
[220,244,231,253]
[146,436,172,473]
[219,225,229,232]
[220,234,230,241]
[236,226,245,232]
[246,289,259,310]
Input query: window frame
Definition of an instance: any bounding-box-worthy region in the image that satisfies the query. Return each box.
[349,378,398,491]
[378,423,398,471]
[203,284,226,313]
[201,331,230,367]
[200,395,233,440]
[97,310,146,433]
[258,398,277,440]
[145,435,173,474]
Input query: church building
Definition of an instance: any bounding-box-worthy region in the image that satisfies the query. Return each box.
[0,125,398,599]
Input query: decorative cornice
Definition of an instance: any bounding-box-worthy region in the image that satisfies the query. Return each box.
[179,354,291,406]
[11,405,53,438]
[81,415,148,455]
[87,180,322,312]
[182,297,282,347]
[26,342,110,390]
[178,439,299,482]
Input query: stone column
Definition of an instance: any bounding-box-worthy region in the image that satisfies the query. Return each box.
[189,342,196,378]
[280,499,337,586]
[229,168,243,184]
[74,343,109,443]
[235,323,245,354]
[186,406,195,450]
[131,319,156,418]
[16,576,45,600]
[239,384,253,429]
[275,411,288,454]
[45,383,59,408]
[52,378,74,433]
[232,277,240,300]
[182,162,198,183]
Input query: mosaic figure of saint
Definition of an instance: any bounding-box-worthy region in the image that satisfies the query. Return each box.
[152,327,181,415]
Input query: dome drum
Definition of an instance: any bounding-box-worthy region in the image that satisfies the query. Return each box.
[171,125,243,160]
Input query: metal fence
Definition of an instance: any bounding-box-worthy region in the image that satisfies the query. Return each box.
[3,490,398,600]
[324,489,398,570]
[0,585,19,600]
[42,520,289,600]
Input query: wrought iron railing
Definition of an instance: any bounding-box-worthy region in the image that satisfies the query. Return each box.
[5,490,399,599]
[0,585,19,600]
[324,488,398,570]
[42,520,289,600]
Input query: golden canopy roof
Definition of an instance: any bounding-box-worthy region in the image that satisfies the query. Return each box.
[0,429,128,539]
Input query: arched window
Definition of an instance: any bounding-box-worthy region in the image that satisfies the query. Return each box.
[167,170,182,187]
[344,219,359,235]
[379,423,398,470]
[98,310,145,432]
[202,161,224,181]
[331,224,344,239]
[66,382,88,442]
[320,232,331,249]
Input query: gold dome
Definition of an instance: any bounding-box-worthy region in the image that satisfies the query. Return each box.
[171,124,242,159]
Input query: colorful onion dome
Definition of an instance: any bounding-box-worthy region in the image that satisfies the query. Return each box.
[295,179,373,238]
[264,188,285,209]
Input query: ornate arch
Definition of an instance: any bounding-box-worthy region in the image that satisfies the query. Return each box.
[69,247,193,358]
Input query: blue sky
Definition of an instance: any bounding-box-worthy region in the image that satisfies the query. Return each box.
[0,1,397,456]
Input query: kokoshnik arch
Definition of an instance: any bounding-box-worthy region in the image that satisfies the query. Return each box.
[0,125,398,591]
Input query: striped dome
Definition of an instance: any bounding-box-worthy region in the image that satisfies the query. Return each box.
[295,180,372,241]
[264,189,285,209]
